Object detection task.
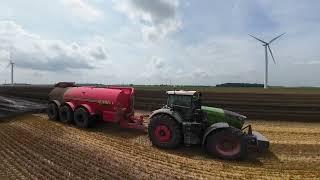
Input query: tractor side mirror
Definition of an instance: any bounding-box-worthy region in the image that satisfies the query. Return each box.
[194,98,201,109]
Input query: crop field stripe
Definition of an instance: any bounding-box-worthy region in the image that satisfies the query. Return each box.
[0,131,53,179]
[0,126,81,179]
[0,145,28,180]
[0,115,320,179]
[3,118,244,179]
[2,124,122,179]
[3,119,190,179]
[13,119,210,179]
[23,118,316,177]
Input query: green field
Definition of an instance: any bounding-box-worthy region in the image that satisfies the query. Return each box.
[132,85,320,94]
[2,84,320,94]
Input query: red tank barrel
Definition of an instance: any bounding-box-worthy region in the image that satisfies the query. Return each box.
[48,83,145,131]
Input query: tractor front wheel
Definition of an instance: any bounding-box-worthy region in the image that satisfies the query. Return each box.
[148,114,182,149]
[74,107,91,128]
[206,127,247,160]
[47,102,59,121]
[59,105,73,123]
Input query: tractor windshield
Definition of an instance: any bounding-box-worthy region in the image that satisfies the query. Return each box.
[167,95,192,108]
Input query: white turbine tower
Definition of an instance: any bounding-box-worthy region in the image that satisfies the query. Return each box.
[9,60,14,85]
[6,47,15,85]
[249,33,285,89]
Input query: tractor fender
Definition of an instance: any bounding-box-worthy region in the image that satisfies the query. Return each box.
[202,122,229,145]
[78,104,95,115]
[149,108,183,124]
[62,102,76,111]
[49,100,61,108]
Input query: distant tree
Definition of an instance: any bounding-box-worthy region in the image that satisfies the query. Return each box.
[216,83,264,87]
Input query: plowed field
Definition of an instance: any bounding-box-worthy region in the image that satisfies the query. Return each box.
[2,85,320,120]
[0,113,319,179]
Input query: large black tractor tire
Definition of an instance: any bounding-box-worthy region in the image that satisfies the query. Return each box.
[59,105,73,123]
[148,114,182,149]
[206,127,247,160]
[47,102,59,121]
[74,107,91,128]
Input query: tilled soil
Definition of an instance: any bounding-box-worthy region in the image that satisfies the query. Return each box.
[2,85,320,120]
[0,114,319,179]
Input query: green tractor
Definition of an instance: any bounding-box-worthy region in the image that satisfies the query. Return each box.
[148,90,269,160]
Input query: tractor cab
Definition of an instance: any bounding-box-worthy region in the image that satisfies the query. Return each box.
[166,90,202,121]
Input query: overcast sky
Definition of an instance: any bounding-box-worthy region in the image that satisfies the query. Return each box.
[0,0,320,86]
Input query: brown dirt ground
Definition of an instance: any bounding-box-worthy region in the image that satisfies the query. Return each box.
[0,112,319,179]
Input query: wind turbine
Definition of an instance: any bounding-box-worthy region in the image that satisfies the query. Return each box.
[6,47,14,85]
[249,33,285,89]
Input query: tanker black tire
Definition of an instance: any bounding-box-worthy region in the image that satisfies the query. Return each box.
[148,114,182,149]
[47,102,59,121]
[59,105,73,124]
[206,127,247,160]
[74,107,91,128]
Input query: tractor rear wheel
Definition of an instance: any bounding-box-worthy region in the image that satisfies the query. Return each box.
[59,105,73,123]
[148,114,182,149]
[206,127,247,160]
[74,107,91,128]
[47,102,59,121]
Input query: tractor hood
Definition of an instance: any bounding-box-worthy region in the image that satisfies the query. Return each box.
[201,106,246,129]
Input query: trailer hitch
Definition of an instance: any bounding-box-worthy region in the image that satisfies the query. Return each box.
[241,125,252,135]
[242,125,269,152]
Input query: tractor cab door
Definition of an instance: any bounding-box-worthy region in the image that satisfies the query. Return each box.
[168,95,194,121]
[192,94,203,122]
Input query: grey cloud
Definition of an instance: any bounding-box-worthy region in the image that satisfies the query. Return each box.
[89,45,108,60]
[139,56,215,85]
[192,69,210,79]
[113,0,181,41]
[140,56,169,81]
[13,50,93,71]
[151,56,165,69]
[0,21,109,72]
[131,0,176,24]
[293,60,320,65]
[61,0,103,22]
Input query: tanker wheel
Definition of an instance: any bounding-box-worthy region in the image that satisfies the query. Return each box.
[206,127,247,160]
[74,107,91,128]
[59,105,73,123]
[47,102,59,121]
[148,114,182,149]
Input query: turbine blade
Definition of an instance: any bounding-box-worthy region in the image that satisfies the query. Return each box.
[268,45,276,64]
[268,33,285,44]
[248,34,267,44]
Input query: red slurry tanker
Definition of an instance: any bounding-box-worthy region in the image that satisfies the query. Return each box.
[48,82,269,160]
[47,82,145,130]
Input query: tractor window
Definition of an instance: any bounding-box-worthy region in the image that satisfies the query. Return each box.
[168,95,192,107]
